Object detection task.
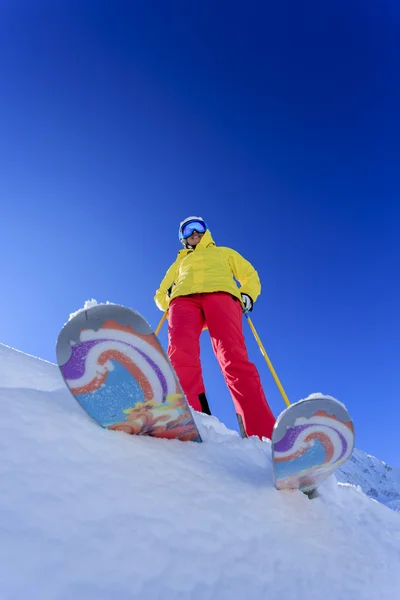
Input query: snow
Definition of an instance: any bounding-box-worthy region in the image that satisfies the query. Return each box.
[337,447,400,511]
[1,342,400,600]
[301,391,348,410]
[68,298,102,320]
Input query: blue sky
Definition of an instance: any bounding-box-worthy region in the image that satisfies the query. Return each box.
[1,1,399,466]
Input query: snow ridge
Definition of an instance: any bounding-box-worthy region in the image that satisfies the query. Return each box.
[0,343,399,600]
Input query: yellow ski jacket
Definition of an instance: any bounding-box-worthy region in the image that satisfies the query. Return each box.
[154,230,261,312]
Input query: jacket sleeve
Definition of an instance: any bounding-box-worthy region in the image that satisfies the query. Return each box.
[154,259,180,312]
[227,249,261,302]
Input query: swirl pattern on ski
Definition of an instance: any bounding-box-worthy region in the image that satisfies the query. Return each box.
[274,411,354,469]
[59,320,201,442]
[62,330,177,402]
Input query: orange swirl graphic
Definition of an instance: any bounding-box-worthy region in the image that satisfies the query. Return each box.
[71,349,153,398]
[274,430,335,463]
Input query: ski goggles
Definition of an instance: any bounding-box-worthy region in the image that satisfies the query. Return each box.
[181,220,207,239]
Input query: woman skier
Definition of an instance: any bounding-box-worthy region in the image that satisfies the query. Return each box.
[154,216,276,440]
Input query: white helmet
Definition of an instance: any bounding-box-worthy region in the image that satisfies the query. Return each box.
[178,216,207,247]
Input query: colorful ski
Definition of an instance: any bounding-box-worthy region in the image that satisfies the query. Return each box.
[56,303,201,442]
[271,395,355,496]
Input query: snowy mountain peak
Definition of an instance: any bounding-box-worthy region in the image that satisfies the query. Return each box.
[337,447,400,511]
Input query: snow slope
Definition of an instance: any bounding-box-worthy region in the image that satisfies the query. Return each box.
[1,342,400,600]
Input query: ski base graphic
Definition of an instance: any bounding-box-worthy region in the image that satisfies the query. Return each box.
[56,303,201,443]
[271,396,355,496]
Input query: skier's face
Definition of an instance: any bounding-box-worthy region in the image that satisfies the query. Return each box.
[186,231,204,247]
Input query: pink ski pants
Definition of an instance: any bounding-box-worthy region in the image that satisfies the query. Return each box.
[167,292,276,439]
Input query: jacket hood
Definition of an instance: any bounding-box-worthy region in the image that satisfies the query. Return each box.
[177,229,215,257]
[154,228,261,311]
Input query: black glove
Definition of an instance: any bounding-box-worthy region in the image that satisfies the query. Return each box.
[241,293,253,313]
[167,284,174,298]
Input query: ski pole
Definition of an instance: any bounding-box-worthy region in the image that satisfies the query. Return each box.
[155,310,168,336]
[245,314,291,407]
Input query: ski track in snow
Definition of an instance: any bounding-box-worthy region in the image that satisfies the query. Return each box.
[0,342,399,600]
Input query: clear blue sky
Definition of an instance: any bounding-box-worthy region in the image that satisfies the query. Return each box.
[1,1,398,466]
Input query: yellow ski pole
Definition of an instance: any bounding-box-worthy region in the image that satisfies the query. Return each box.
[155,310,168,336]
[245,314,291,407]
